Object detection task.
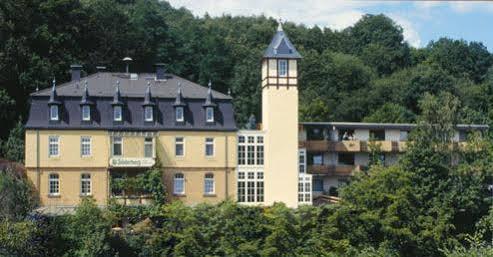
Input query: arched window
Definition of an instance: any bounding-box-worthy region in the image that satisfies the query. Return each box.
[81,173,91,195]
[49,173,60,195]
[173,173,185,195]
[204,173,214,195]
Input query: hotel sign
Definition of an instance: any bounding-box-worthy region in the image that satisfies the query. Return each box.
[110,158,155,167]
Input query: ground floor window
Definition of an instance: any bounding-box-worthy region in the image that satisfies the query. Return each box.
[49,173,60,195]
[174,173,185,195]
[237,170,264,203]
[81,173,91,195]
[204,173,214,195]
[298,174,312,204]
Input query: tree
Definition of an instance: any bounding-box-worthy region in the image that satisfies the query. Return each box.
[0,164,37,220]
[363,103,415,123]
[2,119,25,162]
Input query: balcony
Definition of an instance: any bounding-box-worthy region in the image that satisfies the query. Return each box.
[329,141,361,152]
[307,164,361,176]
[299,140,329,151]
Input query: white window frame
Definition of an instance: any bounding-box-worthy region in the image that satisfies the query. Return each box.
[238,134,264,167]
[237,170,264,203]
[144,106,153,122]
[204,173,215,195]
[173,173,185,195]
[206,107,214,122]
[175,107,184,122]
[50,105,59,121]
[81,136,91,157]
[113,106,122,121]
[48,136,60,157]
[144,137,154,158]
[80,173,91,196]
[205,137,214,157]
[48,173,60,196]
[112,136,123,157]
[278,59,288,77]
[299,149,306,173]
[175,137,185,157]
[82,105,91,121]
[298,173,312,205]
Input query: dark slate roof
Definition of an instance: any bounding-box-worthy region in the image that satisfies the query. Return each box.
[26,72,236,131]
[301,122,489,131]
[263,23,302,59]
[31,72,232,100]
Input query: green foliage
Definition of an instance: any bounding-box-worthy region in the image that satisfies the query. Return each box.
[0,165,37,220]
[363,103,415,123]
[2,119,25,163]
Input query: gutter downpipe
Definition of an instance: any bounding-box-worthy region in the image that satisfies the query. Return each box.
[225,134,229,200]
[36,130,40,191]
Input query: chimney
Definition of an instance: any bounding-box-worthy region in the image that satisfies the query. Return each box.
[155,63,166,80]
[70,64,82,82]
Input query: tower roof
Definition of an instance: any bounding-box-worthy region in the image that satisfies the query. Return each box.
[263,21,302,59]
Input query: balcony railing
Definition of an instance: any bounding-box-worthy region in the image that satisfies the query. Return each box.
[300,140,409,153]
[307,164,361,176]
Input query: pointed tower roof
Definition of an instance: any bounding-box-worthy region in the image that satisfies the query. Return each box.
[48,78,61,105]
[203,80,217,107]
[112,81,123,105]
[142,82,155,106]
[80,81,93,105]
[174,82,186,106]
[263,20,302,59]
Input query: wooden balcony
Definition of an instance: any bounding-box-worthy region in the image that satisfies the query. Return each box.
[300,140,409,153]
[329,141,361,152]
[307,165,360,176]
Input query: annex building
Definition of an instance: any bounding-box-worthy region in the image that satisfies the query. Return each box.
[24,23,487,210]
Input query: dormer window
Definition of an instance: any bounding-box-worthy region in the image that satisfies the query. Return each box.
[278,59,287,77]
[144,106,153,122]
[114,106,122,121]
[50,105,59,121]
[206,107,214,123]
[176,106,184,122]
[82,105,91,121]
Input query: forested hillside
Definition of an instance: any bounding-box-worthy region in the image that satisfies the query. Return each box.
[1,0,493,161]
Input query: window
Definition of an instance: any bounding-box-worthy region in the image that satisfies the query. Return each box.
[175,107,184,122]
[256,145,264,165]
[50,105,59,121]
[247,145,255,165]
[238,134,264,166]
[400,131,409,141]
[238,136,245,143]
[204,173,214,195]
[48,136,59,157]
[299,149,306,173]
[112,136,122,156]
[82,105,91,121]
[173,173,185,194]
[81,173,91,195]
[313,177,324,192]
[370,130,385,141]
[339,129,355,141]
[49,173,59,195]
[238,145,245,165]
[144,106,153,122]
[278,59,287,77]
[338,153,355,165]
[205,138,214,157]
[310,153,323,165]
[175,137,184,157]
[144,137,153,158]
[206,107,214,122]
[113,106,122,121]
[237,171,264,203]
[298,174,312,204]
[81,136,91,157]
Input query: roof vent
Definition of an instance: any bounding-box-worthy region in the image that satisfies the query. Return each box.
[130,73,138,80]
[123,57,132,73]
[154,63,166,81]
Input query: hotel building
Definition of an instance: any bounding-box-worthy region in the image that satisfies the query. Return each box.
[24,23,486,210]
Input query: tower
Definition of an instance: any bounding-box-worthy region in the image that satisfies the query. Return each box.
[261,22,301,207]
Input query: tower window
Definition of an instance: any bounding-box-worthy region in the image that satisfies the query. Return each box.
[114,106,122,121]
[144,106,153,122]
[175,107,184,122]
[82,105,91,121]
[278,59,287,77]
[50,105,59,121]
[206,107,214,122]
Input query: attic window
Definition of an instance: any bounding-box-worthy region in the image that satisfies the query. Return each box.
[206,107,214,123]
[144,106,153,122]
[50,105,59,121]
[82,105,91,121]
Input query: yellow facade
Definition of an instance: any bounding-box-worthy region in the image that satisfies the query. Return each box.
[25,129,237,207]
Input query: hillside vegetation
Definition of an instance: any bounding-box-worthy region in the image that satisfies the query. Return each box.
[1,0,493,161]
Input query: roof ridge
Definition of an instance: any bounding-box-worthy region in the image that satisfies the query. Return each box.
[31,72,101,96]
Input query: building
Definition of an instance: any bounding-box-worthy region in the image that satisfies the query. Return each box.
[298,122,488,201]
[24,22,487,211]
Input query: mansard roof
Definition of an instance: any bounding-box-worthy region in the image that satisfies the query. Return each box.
[26,72,236,131]
[263,22,302,59]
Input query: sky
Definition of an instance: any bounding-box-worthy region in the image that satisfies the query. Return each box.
[166,0,493,50]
